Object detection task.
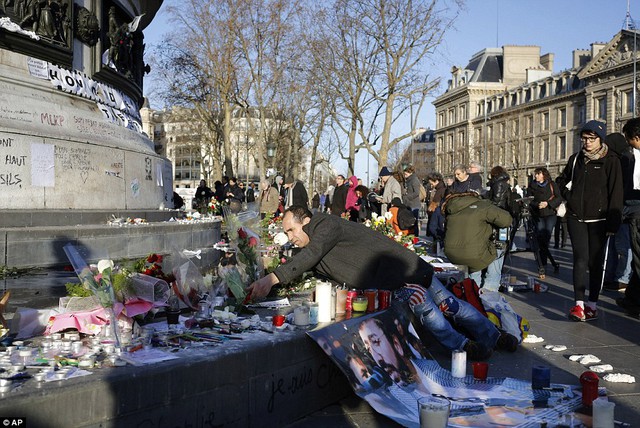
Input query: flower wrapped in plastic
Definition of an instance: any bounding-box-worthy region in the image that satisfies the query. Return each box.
[170,248,209,309]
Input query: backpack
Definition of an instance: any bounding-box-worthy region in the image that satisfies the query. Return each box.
[397,206,417,230]
[446,278,487,317]
[419,183,428,202]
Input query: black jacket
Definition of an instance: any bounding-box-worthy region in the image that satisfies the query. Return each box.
[621,148,640,219]
[486,173,512,211]
[331,184,348,216]
[273,213,433,289]
[556,150,623,233]
[527,180,562,218]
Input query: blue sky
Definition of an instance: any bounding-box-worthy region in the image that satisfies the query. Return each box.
[143,0,640,179]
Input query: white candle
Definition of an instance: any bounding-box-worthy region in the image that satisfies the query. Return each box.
[316,282,332,323]
[451,350,467,378]
[592,398,615,428]
[418,396,450,428]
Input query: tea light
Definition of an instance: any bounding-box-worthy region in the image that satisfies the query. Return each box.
[5,346,15,355]
[10,364,25,372]
[104,344,115,354]
[54,371,67,381]
[18,349,32,358]
[78,355,95,368]
[12,341,24,348]
[293,305,310,327]
[451,350,467,378]
[0,379,12,387]
[71,341,83,354]
[64,332,80,341]
[33,372,46,382]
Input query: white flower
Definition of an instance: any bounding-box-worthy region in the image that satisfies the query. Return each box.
[273,232,289,246]
[384,211,393,220]
[97,259,114,273]
[371,213,379,221]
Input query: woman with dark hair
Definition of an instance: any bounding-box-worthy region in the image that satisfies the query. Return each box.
[528,167,561,279]
[556,120,623,322]
[426,173,446,245]
[354,184,372,222]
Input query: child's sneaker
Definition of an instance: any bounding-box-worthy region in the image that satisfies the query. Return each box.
[584,307,598,321]
[569,305,585,322]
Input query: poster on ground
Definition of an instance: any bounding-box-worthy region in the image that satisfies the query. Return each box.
[307,303,580,427]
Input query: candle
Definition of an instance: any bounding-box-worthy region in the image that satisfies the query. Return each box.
[315,282,332,323]
[336,289,348,314]
[307,302,319,324]
[592,397,615,428]
[532,365,551,389]
[451,350,466,378]
[330,286,336,320]
[417,396,450,428]
[293,305,310,326]
[364,289,378,312]
[352,296,368,312]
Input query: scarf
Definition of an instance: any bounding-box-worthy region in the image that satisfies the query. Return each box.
[582,143,608,163]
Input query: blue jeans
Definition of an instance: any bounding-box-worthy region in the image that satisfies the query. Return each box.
[469,249,504,292]
[615,223,632,284]
[412,278,500,351]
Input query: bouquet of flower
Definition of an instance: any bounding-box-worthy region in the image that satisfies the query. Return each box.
[274,271,318,297]
[63,245,117,309]
[209,198,223,216]
[363,213,427,256]
[236,227,262,284]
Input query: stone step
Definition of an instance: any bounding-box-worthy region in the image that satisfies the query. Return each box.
[0,210,179,228]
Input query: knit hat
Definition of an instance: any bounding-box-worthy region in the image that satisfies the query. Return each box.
[581,120,606,141]
[379,166,392,177]
[391,197,403,207]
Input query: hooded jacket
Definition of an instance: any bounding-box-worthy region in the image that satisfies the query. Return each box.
[556,149,623,234]
[443,194,512,272]
[345,176,360,212]
[273,213,432,289]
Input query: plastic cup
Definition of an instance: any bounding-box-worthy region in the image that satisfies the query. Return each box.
[472,362,489,380]
[418,396,450,428]
[272,314,285,327]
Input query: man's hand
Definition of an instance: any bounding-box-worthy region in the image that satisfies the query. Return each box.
[247,273,279,299]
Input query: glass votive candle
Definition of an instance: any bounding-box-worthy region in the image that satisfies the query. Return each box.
[418,396,450,428]
[364,289,378,312]
[352,295,368,312]
[293,305,310,327]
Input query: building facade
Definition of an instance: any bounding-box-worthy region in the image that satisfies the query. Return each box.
[433,30,639,183]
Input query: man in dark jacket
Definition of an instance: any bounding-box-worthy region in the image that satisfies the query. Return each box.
[616,118,640,316]
[248,206,518,359]
[330,175,348,216]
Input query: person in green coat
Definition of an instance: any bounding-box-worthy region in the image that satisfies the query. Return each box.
[442,192,512,286]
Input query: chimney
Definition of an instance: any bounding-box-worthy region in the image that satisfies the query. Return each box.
[540,53,554,71]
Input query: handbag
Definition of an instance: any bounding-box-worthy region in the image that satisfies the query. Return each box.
[555,155,578,218]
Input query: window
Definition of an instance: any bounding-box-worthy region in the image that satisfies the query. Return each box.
[499,122,505,139]
[459,104,467,120]
[458,131,465,146]
[595,97,607,120]
[541,111,549,131]
[526,140,534,163]
[526,116,534,133]
[558,107,566,128]
[558,136,567,160]
[488,125,493,140]
[624,90,635,114]
[539,83,546,98]
[512,119,519,135]
[541,138,549,162]
[439,112,445,127]
[448,108,455,124]
[575,103,586,124]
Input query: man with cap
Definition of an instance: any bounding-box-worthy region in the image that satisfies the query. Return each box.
[377,166,402,215]
[556,120,623,322]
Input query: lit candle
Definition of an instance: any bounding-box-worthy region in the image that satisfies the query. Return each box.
[315,282,332,323]
[336,289,348,314]
[451,350,466,378]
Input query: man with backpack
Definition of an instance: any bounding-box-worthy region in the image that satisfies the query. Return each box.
[389,197,416,235]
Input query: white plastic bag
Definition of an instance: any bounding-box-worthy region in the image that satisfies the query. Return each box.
[556,201,567,217]
[479,291,529,343]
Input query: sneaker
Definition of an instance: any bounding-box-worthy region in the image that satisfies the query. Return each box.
[496,332,518,352]
[463,340,493,361]
[584,307,598,321]
[569,305,585,322]
[604,281,627,291]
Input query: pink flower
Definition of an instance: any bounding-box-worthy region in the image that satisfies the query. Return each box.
[248,237,258,247]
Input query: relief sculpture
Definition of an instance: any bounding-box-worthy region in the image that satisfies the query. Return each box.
[1,0,72,48]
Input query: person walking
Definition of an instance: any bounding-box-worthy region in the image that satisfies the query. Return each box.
[527,167,562,279]
[557,120,623,322]
[402,164,422,236]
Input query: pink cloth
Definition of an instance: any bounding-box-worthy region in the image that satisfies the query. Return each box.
[345,176,359,211]
[46,307,109,335]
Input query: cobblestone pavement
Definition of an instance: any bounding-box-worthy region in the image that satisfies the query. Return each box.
[286,230,640,427]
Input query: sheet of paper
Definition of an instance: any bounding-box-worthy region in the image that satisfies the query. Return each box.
[31,143,55,187]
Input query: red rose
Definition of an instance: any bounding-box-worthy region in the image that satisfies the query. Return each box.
[248,237,258,247]
[238,228,248,239]
[413,237,419,244]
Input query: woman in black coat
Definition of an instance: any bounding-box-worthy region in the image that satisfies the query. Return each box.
[527,167,561,278]
[556,120,623,322]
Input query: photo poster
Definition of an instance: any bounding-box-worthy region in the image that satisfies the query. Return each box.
[307,303,582,428]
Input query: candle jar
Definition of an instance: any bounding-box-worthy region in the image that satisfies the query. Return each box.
[335,289,348,314]
[418,396,450,428]
[306,302,319,325]
[352,296,368,312]
[293,305,310,327]
[451,350,467,378]
[364,289,378,312]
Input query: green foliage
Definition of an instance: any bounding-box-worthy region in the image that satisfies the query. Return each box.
[65,282,92,298]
